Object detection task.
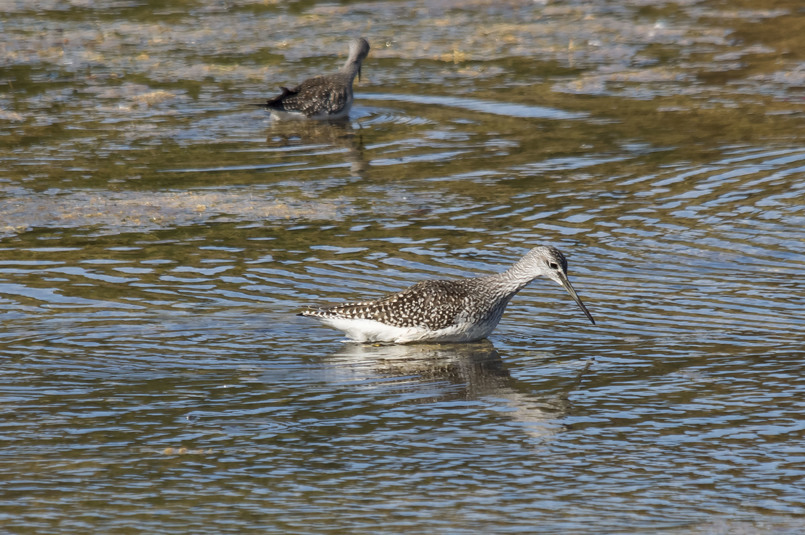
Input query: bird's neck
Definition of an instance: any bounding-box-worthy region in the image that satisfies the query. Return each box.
[482,262,536,297]
[339,58,361,80]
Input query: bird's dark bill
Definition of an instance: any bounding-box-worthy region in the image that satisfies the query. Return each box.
[558,274,595,325]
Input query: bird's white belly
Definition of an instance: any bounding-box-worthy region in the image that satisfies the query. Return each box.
[319,317,497,344]
[268,109,308,121]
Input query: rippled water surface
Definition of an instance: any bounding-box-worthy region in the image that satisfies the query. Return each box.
[2,0,804,533]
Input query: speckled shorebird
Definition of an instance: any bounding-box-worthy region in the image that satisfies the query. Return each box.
[259,37,370,120]
[299,246,595,344]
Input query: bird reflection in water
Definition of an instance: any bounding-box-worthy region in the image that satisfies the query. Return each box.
[262,119,368,180]
[323,341,594,443]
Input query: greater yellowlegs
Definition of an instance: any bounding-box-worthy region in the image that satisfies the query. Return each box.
[259,37,370,120]
[299,246,595,344]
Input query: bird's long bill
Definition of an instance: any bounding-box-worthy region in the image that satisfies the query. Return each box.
[557,273,596,325]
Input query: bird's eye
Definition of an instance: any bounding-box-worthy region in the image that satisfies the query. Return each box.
[548,262,559,270]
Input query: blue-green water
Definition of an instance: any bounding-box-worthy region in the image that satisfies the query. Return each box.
[1,1,804,533]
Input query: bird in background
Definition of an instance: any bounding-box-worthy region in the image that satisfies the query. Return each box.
[259,37,370,120]
[299,246,596,344]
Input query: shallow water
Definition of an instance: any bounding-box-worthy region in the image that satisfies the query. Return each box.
[1,0,804,533]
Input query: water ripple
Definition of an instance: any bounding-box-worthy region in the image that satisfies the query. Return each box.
[363,93,588,120]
